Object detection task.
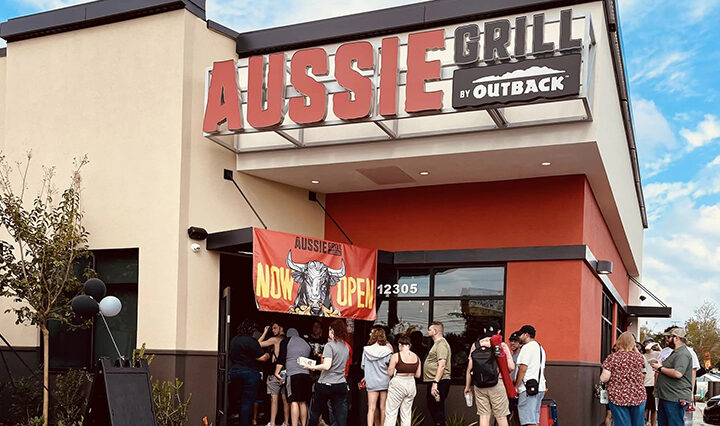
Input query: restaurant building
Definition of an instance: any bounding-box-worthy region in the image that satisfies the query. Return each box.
[0,0,671,424]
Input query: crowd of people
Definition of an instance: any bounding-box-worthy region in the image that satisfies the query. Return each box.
[227,319,548,426]
[600,326,701,426]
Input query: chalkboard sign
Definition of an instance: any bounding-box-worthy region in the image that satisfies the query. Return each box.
[83,357,157,426]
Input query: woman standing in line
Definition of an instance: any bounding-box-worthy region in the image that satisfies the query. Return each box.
[600,332,647,426]
[362,327,393,426]
[306,319,351,426]
[383,335,421,426]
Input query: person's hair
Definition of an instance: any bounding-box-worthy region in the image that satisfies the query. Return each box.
[509,334,520,343]
[663,326,674,333]
[615,331,636,352]
[397,335,411,347]
[482,321,501,338]
[237,320,256,336]
[430,321,444,333]
[272,321,284,330]
[409,330,424,345]
[330,319,347,341]
[368,328,388,346]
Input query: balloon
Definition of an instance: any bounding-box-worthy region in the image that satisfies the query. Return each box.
[99,296,122,318]
[71,295,99,318]
[83,278,106,302]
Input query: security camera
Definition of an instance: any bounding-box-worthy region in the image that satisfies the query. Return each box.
[191,243,201,253]
[639,295,647,301]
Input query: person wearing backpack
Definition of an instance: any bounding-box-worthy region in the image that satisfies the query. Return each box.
[464,322,515,426]
[513,325,546,426]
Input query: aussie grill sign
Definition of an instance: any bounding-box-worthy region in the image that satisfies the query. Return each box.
[252,228,378,320]
[202,9,588,135]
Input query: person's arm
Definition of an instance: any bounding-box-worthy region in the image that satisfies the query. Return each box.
[464,357,473,394]
[361,349,366,371]
[502,343,515,371]
[692,368,697,403]
[258,326,270,341]
[259,336,278,348]
[387,353,398,377]
[651,357,687,379]
[600,368,612,383]
[256,353,270,362]
[308,356,332,371]
[514,364,528,389]
[275,363,284,381]
[415,357,422,379]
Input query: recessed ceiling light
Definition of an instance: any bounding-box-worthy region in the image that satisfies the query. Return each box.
[311,180,320,184]
[541,162,552,166]
[419,171,430,176]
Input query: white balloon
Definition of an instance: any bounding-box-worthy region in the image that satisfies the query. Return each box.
[99,296,122,317]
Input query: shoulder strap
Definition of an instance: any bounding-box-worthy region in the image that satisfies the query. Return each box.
[537,343,543,382]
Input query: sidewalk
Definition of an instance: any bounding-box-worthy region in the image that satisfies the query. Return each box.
[693,402,709,425]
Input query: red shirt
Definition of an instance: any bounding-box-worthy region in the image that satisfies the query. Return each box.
[602,351,647,406]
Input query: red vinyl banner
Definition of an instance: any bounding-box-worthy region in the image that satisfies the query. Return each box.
[252,228,377,320]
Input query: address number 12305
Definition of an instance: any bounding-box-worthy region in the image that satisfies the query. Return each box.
[377,283,418,295]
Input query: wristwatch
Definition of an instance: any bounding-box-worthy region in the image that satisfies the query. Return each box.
[433,380,439,384]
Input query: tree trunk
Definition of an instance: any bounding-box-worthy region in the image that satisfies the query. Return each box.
[41,325,49,426]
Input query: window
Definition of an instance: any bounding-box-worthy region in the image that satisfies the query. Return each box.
[49,248,138,370]
[375,266,505,381]
[601,292,614,362]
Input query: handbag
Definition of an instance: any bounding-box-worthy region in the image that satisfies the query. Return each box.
[525,343,543,396]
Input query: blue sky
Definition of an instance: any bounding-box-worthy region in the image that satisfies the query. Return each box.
[1,0,719,331]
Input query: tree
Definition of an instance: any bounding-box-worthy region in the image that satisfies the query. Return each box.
[0,152,91,426]
[685,300,720,370]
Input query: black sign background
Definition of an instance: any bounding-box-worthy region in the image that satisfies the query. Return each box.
[452,54,582,109]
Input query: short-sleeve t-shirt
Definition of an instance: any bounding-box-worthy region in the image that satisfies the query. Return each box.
[423,337,451,382]
[319,339,350,384]
[655,345,693,402]
[229,335,264,371]
[516,340,547,393]
[602,351,647,406]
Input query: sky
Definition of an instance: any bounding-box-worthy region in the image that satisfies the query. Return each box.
[1,0,719,332]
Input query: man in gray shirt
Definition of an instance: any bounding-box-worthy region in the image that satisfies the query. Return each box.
[650,326,692,426]
[277,329,312,426]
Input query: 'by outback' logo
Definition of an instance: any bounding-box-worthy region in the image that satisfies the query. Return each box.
[452,54,581,109]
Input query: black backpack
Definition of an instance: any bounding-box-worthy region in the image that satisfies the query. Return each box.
[471,340,499,388]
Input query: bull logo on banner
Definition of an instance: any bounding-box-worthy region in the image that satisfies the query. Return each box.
[253,228,377,321]
[286,251,345,316]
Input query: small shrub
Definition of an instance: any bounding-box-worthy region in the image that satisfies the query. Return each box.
[52,369,91,426]
[0,373,42,424]
[153,378,191,426]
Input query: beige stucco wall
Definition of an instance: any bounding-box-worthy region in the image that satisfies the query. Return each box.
[0,9,325,353]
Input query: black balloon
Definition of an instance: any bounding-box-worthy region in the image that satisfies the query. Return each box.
[71,295,99,317]
[84,278,107,302]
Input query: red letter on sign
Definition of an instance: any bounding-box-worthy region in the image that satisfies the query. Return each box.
[289,48,329,124]
[379,37,399,117]
[334,42,374,120]
[203,60,243,132]
[405,29,445,113]
[247,53,286,129]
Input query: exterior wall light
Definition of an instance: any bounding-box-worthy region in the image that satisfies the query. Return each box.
[311,180,320,184]
[596,260,613,274]
[541,162,552,166]
[187,226,208,240]
[419,171,430,176]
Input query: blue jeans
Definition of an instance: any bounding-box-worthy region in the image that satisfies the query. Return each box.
[657,399,686,426]
[609,401,646,426]
[310,383,347,426]
[229,367,261,426]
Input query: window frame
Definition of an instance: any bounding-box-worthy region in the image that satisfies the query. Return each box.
[375,263,507,383]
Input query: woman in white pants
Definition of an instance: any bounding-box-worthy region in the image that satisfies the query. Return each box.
[383,336,422,426]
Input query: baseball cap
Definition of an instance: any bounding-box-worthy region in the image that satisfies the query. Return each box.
[664,327,687,338]
[509,332,520,342]
[642,337,654,343]
[516,325,536,338]
[645,343,656,351]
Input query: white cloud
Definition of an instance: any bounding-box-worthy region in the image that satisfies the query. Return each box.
[644,181,696,205]
[685,0,720,21]
[632,98,678,176]
[630,51,689,84]
[0,39,6,49]
[11,0,91,11]
[680,114,720,151]
[207,0,422,34]
[709,155,720,167]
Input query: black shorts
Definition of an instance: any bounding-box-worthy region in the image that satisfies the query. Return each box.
[287,374,312,403]
[645,387,656,412]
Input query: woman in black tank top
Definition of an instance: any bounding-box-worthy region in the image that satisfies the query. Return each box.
[384,336,421,426]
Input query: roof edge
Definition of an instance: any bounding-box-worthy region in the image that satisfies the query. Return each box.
[207,19,239,41]
[0,0,206,43]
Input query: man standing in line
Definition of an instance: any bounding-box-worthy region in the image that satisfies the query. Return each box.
[260,322,290,426]
[276,328,312,426]
[508,332,523,426]
[513,325,546,426]
[650,327,693,426]
[424,321,451,426]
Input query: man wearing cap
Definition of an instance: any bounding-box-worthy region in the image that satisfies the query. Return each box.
[513,325,546,426]
[644,342,661,426]
[649,327,692,426]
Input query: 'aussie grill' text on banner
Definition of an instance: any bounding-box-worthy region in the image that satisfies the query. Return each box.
[252,228,377,320]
